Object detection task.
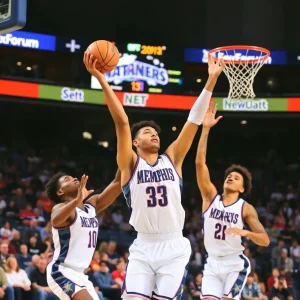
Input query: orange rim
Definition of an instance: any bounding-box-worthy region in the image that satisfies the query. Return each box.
[208,45,270,64]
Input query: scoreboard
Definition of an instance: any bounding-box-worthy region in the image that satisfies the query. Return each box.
[91,42,183,95]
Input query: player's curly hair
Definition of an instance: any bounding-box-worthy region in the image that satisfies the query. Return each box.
[45,172,66,204]
[224,164,252,197]
[131,120,161,139]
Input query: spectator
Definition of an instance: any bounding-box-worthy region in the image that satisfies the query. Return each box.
[111,258,126,288]
[0,243,10,269]
[27,236,46,256]
[93,260,119,299]
[281,225,297,244]
[267,268,281,294]
[242,272,264,300]
[0,266,14,300]
[19,204,36,226]
[11,188,26,211]
[253,272,268,300]
[30,257,58,300]
[5,256,31,300]
[272,239,285,266]
[268,277,292,300]
[25,255,40,276]
[2,200,19,225]
[290,239,300,261]
[16,244,32,270]
[23,219,41,243]
[190,243,202,273]
[273,210,286,230]
[40,221,52,241]
[0,222,13,241]
[10,230,22,254]
[106,241,120,271]
[90,251,101,273]
[188,272,202,300]
[275,249,293,277]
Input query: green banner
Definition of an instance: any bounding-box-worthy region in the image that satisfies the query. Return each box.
[39,85,104,105]
[213,98,288,112]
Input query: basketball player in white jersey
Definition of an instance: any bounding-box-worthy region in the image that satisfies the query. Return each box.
[195,102,270,300]
[84,53,224,299]
[45,172,121,300]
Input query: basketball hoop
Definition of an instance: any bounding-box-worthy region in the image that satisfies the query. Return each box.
[208,45,270,100]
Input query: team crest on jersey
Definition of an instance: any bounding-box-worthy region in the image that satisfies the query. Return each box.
[63,282,73,294]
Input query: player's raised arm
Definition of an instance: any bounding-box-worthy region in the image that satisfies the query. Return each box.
[195,102,222,210]
[83,53,136,183]
[87,169,122,215]
[165,57,224,171]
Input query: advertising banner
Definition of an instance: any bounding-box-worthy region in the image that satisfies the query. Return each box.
[0,79,300,113]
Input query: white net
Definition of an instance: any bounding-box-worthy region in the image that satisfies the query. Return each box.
[209,48,269,100]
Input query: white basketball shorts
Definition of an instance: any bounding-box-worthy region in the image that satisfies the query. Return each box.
[122,231,191,300]
[47,262,99,300]
[201,253,251,300]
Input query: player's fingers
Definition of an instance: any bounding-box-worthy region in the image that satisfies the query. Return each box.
[93,59,98,70]
[212,103,218,114]
[216,116,223,123]
[216,58,221,68]
[88,54,94,66]
[79,174,86,189]
[208,54,213,64]
[208,100,213,112]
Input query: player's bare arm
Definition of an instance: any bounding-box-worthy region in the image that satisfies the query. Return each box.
[83,52,136,185]
[225,202,270,247]
[87,169,122,215]
[51,175,94,228]
[166,57,225,176]
[195,102,222,211]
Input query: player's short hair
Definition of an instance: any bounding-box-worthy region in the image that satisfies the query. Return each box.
[131,120,161,139]
[45,172,66,204]
[224,164,252,196]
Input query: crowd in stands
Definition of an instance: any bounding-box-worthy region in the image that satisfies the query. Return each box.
[0,142,299,300]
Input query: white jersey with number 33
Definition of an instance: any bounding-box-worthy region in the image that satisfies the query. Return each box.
[122,154,184,234]
[203,195,245,257]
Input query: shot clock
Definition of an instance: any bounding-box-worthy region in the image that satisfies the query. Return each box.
[91,42,183,95]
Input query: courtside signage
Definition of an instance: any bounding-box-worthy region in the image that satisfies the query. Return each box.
[0,79,298,112]
[0,31,56,51]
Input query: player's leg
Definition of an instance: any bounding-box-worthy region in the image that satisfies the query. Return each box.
[122,258,155,299]
[200,257,224,300]
[73,289,94,300]
[152,237,192,300]
[223,255,250,300]
[122,241,156,299]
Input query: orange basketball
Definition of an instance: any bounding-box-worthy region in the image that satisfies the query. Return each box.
[87,40,119,73]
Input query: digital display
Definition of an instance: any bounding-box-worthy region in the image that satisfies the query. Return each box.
[184,48,288,65]
[91,42,183,95]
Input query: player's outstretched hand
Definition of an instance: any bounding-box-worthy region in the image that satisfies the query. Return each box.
[83,52,105,80]
[203,101,222,128]
[208,55,225,77]
[76,175,94,203]
[225,227,248,237]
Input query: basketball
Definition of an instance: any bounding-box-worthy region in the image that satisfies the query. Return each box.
[87,40,120,73]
